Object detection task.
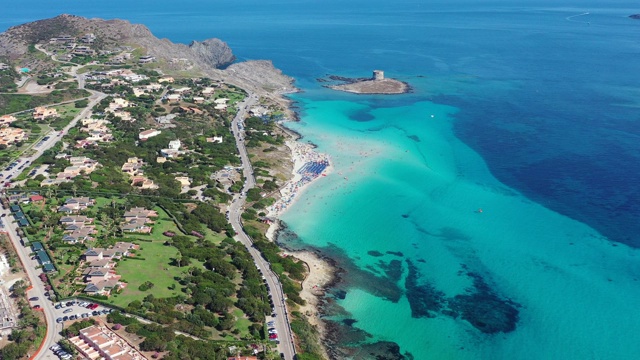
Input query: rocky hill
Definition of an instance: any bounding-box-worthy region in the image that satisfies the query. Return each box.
[0,14,295,99]
[0,14,235,68]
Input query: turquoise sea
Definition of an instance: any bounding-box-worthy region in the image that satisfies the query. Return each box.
[4,1,640,358]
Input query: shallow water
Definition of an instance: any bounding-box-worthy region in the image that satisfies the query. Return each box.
[4,1,640,358]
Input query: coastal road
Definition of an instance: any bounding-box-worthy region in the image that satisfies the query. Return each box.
[229,94,297,360]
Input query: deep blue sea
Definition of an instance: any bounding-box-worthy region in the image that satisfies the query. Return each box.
[4,1,640,358]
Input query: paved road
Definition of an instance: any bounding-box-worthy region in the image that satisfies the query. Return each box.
[0,97,106,360]
[0,207,62,360]
[228,95,297,360]
[1,47,107,359]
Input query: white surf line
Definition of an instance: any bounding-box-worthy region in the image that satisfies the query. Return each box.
[566,12,590,23]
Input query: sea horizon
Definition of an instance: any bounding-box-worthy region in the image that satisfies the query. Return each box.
[3,1,640,358]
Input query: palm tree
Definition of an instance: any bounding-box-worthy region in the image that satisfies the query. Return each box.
[71,184,78,197]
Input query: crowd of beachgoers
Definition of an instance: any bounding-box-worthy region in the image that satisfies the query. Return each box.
[267,141,330,216]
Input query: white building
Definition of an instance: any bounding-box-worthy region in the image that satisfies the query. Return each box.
[138,129,161,140]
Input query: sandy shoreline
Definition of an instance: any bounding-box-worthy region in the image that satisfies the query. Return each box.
[284,249,334,359]
[266,140,331,220]
[263,134,336,357]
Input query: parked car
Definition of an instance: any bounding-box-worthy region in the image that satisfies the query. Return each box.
[63,308,73,313]
[29,297,39,301]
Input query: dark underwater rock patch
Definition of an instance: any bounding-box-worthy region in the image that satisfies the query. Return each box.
[333,289,347,300]
[401,214,409,218]
[378,259,403,283]
[449,272,520,333]
[329,339,411,360]
[342,318,358,326]
[439,226,472,242]
[349,108,375,122]
[408,135,421,142]
[325,243,403,303]
[368,250,384,257]
[405,260,445,318]
[386,251,404,257]
[365,265,382,275]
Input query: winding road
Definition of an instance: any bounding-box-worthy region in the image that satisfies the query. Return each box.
[3,45,296,359]
[228,94,297,360]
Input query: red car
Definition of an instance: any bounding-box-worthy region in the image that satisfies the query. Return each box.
[87,304,99,310]
[269,333,278,340]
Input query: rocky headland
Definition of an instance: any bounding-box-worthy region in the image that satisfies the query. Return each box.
[321,71,410,95]
[0,14,296,105]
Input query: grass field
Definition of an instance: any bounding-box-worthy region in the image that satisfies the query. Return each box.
[109,207,188,307]
[233,308,251,338]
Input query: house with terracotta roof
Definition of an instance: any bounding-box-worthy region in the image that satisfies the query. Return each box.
[70,325,148,360]
[0,115,17,127]
[33,107,58,121]
[0,127,26,147]
[29,195,45,203]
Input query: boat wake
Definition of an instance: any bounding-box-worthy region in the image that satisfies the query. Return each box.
[566,12,591,24]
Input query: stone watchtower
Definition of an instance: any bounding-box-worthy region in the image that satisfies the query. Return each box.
[373,70,384,80]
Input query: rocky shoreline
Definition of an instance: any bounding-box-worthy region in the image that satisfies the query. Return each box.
[319,73,411,95]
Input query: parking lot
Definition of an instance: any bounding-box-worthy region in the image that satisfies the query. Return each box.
[52,300,112,324]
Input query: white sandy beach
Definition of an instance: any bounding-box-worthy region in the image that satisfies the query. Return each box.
[266,140,331,240]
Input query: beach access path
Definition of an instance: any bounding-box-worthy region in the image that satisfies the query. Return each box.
[228,93,297,360]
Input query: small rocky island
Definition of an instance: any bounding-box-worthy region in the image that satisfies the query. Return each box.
[323,70,410,94]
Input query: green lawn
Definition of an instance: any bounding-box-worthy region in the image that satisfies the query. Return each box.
[110,239,184,308]
[233,308,251,338]
[110,207,191,307]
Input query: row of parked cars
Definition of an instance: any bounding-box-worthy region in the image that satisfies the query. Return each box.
[56,308,111,323]
[55,300,99,309]
[268,320,278,341]
[3,160,20,172]
[50,344,72,360]
[27,165,42,177]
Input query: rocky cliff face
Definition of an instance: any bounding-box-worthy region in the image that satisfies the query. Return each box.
[188,39,235,69]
